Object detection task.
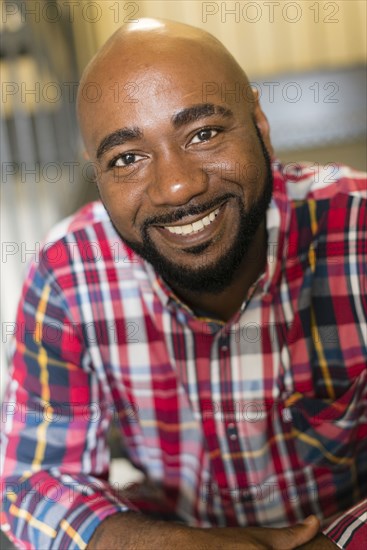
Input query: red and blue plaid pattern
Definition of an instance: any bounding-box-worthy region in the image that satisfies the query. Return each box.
[1,161,366,549]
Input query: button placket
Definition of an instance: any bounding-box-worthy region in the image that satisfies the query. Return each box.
[217,333,238,441]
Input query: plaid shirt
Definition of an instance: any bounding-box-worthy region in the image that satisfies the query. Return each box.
[1,161,366,549]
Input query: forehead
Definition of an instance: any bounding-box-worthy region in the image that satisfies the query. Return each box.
[79,43,248,149]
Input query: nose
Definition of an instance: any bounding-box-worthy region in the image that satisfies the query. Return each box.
[146,149,209,207]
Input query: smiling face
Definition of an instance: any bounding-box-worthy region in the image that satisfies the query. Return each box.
[78,21,274,295]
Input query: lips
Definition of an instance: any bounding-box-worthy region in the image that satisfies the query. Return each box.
[151,201,229,249]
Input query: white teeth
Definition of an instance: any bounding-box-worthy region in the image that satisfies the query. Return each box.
[164,207,220,235]
[192,220,204,231]
[166,225,183,235]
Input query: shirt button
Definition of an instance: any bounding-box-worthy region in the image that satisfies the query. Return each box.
[227,423,237,440]
[219,336,229,351]
[282,407,292,423]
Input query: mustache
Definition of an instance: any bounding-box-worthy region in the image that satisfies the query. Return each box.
[142,192,238,228]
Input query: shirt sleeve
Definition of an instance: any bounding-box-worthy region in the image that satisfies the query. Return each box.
[322,499,367,549]
[0,255,137,549]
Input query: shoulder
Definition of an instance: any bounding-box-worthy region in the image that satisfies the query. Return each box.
[273,160,366,202]
[44,200,112,243]
[26,201,142,288]
[273,161,366,267]
[273,161,366,237]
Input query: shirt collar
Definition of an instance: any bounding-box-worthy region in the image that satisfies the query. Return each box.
[259,160,291,297]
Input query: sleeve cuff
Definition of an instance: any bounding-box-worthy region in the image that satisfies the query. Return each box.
[322,499,367,549]
[52,493,132,549]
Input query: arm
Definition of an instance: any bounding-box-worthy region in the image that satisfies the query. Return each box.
[0,256,136,549]
[86,512,321,549]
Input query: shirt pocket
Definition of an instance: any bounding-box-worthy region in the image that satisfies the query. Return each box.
[283,371,367,468]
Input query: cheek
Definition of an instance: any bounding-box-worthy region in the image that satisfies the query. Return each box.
[213,130,261,166]
[205,142,264,189]
[97,181,142,234]
[235,136,268,192]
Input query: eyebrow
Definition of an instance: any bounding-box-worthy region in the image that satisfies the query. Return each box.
[171,103,234,128]
[96,103,233,160]
[96,127,142,161]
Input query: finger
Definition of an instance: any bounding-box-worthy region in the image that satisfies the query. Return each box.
[276,516,320,549]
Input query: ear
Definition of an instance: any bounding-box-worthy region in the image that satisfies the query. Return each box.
[251,87,274,159]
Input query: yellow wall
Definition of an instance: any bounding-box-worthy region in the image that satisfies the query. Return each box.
[71,0,367,77]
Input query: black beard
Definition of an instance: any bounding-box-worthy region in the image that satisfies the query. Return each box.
[106,126,273,294]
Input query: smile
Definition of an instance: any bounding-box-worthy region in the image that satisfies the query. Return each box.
[161,207,220,235]
[152,200,230,250]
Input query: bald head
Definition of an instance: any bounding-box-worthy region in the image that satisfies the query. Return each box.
[82,17,229,67]
[77,17,273,165]
[77,19,259,145]
[78,18,248,101]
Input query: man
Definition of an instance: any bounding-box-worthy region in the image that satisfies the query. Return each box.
[1,18,366,550]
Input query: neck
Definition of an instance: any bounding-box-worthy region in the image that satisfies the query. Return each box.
[169,221,267,322]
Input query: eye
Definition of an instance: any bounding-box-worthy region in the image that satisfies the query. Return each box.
[110,152,145,168]
[189,128,220,145]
